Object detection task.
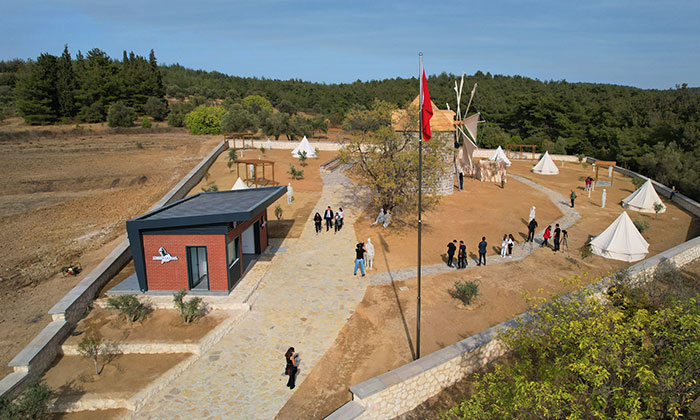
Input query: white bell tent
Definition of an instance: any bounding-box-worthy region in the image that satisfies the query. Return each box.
[231,177,248,190]
[488,146,512,166]
[589,211,649,262]
[532,151,559,175]
[622,179,666,214]
[291,136,317,158]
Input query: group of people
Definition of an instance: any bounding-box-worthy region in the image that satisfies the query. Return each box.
[542,223,565,252]
[445,236,492,268]
[584,176,594,192]
[500,234,515,258]
[314,206,344,234]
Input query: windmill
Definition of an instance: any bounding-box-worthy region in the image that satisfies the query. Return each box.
[448,73,484,176]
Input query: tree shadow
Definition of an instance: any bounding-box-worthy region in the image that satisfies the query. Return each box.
[379,232,415,360]
[468,251,478,265]
[491,246,501,255]
[518,232,529,241]
[520,218,529,227]
[267,219,294,239]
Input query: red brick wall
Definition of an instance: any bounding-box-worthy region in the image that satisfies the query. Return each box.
[142,234,228,291]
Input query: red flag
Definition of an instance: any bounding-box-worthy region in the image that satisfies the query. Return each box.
[420,68,433,141]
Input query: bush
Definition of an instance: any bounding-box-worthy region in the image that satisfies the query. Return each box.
[287,164,304,180]
[274,204,283,220]
[221,107,258,133]
[632,176,646,189]
[140,117,151,128]
[173,289,205,323]
[298,150,308,167]
[654,201,664,216]
[0,379,53,420]
[143,96,169,121]
[580,242,593,259]
[106,101,136,127]
[77,323,102,375]
[78,101,105,123]
[184,105,226,134]
[106,294,147,323]
[633,217,650,233]
[201,182,218,192]
[450,279,480,305]
[226,148,238,169]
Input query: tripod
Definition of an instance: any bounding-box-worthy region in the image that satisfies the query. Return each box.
[561,230,569,254]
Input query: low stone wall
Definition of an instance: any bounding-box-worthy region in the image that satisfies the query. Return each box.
[326,235,700,419]
[228,138,343,151]
[0,140,229,399]
[474,149,581,163]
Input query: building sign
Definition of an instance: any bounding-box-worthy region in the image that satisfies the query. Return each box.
[153,247,179,264]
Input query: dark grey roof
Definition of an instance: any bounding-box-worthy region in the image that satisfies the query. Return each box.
[127,186,286,230]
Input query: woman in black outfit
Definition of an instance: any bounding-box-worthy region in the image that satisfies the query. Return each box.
[285,347,298,389]
[313,212,322,234]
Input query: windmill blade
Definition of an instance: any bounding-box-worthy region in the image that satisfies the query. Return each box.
[464,82,477,121]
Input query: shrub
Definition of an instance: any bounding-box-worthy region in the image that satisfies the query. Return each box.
[260,145,266,155]
[77,323,102,375]
[140,117,152,128]
[298,150,308,167]
[0,379,53,420]
[143,96,169,121]
[274,204,283,220]
[136,141,143,149]
[654,201,664,216]
[201,182,218,192]
[226,148,238,169]
[106,294,147,323]
[450,279,480,305]
[173,289,205,323]
[287,164,304,180]
[633,217,650,233]
[632,177,646,189]
[106,101,136,127]
[78,101,105,123]
[580,242,593,259]
[184,105,226,134]
[581,162,588,169]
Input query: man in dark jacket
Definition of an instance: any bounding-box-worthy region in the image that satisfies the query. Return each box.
[446,240,457,267]
[553,224,561,252]
[478,237,487,266]
[458,240,467,269]
[324,206,334,231]
[527,218,538,242]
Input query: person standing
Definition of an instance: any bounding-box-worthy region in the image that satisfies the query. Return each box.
[527,218,538,242]
[553,223,561,252]
[337,208,344,231]
[478,237,487,266]
[542,225,551,248]
[507,234,515,257]
[458,171,464,191]
[570,190,577,208]
[500,235,508,258]
[446,240,457,267]
[458,240,467,268]
[324,206,334,232]
[354,242,366,276]
[670,185,676,201]
[334,212,342,234]
[365,238,375,270]
[313,212,322,234]
[285,347,298,389]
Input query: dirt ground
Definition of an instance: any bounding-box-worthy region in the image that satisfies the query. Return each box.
[0,122,221,377]
[49,409,128,420]
[276,159,699,420]
[63,307,225,346]
[43,353,189,399]
[190,147,337,238]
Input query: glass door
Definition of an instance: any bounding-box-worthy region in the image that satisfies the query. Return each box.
[186,246,209,290]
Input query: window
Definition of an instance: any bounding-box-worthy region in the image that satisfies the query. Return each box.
[227,236,240,267]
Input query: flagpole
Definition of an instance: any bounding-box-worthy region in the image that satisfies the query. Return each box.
[416,52,423,360]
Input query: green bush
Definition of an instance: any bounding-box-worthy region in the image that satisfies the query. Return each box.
[580,242,593,259]
[77,323,102,375]
[184,105,226,134]
[274,204,283,220]
[226,148,238,169]
[143,96,169,121]
[287,164,304,180]
[140,117,151,128]
[633,217,650,233]
[173,289,205,323]
[632,177,646,189]
[78,102,105,123]
[298,150,308,167]
[106,294,147,323]
[221,107,258,133]
[106,101,136,127]
[0,379,53,420]
[450,279,480,305]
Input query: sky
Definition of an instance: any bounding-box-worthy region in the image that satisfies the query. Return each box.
[0,0,698,89]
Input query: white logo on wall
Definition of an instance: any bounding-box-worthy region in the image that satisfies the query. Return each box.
[153,247,179,264]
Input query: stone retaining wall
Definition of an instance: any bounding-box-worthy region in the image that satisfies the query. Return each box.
[0,140,229,399]
[228,138,343,151]
[326,171,700,420]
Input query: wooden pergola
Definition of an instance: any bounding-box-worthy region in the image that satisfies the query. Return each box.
[594,160,617,185]
[236,159,276,187]
[506,144,537,160]
[225,133,256,149]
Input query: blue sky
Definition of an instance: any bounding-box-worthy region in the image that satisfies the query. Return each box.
[1,0,698,89]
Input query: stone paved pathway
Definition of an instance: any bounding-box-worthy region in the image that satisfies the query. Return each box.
[133,169,369,420]
[368,173,580,285]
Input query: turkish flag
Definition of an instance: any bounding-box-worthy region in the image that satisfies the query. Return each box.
[420,68,433,141]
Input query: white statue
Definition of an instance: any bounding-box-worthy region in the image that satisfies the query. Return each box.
[382,211,392,228]
[601,189,607,209]
[267,139,272,150]
[528,206,536,222]
[370,208,385,226]
[287,183,293,204]
[365,238,375,270]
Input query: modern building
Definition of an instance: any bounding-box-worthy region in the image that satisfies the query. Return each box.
[118,186,286,294]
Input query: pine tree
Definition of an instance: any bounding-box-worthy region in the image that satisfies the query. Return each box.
[56,44,76,118]
[148,49,165,99]
[15,54,59,125]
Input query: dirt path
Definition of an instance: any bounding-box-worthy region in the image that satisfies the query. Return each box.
[0,128,221,377]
